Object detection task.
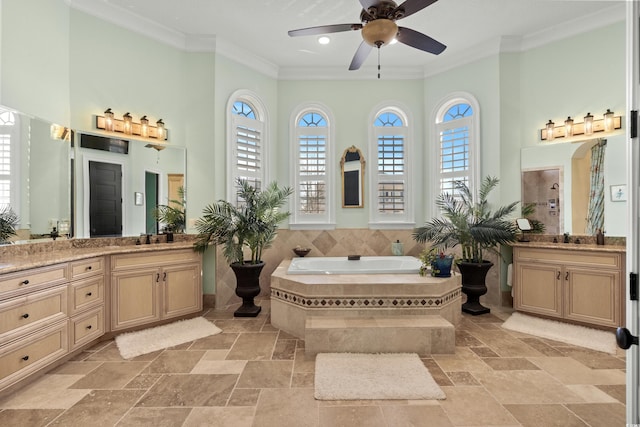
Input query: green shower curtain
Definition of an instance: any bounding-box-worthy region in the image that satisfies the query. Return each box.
[586,139,606,235]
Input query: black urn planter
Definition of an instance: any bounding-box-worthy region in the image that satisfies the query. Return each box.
[457,261,493,315]
[230,261,265,317]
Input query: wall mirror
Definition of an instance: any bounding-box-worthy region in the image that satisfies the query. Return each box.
[74,132,186,238]
[0,105,72,243]
[520,134,626,236]
[340,145,365,208]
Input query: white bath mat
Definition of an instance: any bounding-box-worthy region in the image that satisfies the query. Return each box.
[314,353,446,400]
[501,312,617,354]
[115,317,222,359]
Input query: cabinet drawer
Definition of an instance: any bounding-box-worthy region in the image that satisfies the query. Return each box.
[0,286,68,341]
[70,307,104,350]
[70,257,105,280]
[514,247,622,269]
[111,250,200,271]
[69,276,104,315]
[0,264,68,299]
[0,321,68,390]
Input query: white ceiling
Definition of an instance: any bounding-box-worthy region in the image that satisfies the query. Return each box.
[67,0,625,78]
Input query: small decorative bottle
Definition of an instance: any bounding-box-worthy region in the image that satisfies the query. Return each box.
[596,229,605,246]
[391,240,404,256]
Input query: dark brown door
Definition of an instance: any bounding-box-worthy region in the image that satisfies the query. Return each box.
[89,161,122,237]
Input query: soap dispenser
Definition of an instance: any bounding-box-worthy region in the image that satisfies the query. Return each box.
[391,240,404,256]
[596,229,605,246]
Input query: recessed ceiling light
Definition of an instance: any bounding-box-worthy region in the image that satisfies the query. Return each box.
[318,36,331,45]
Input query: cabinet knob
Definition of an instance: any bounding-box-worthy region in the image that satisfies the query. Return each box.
[20,279,29,286]
[86,292,92,297]
[86,265,92,271]
[21,355,29,361]
[21,313,29,319]
[86,325,92,330]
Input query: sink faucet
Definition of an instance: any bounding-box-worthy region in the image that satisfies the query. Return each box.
[563,233,570,243]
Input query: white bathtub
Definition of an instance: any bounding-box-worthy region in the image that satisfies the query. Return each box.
[287,256,422,275]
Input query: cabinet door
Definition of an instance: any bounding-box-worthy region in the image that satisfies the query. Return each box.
[162,263,202,319]
[515,262,563,318]
[565,267,620,328]
[111,267,161,330]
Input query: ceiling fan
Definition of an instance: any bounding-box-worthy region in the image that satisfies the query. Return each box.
[288,0,446,71]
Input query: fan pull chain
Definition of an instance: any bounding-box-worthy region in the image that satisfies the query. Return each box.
[377,45,381,79]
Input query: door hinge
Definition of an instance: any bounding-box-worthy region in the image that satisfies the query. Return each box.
[631,272,638,301]
[631,110,638,138]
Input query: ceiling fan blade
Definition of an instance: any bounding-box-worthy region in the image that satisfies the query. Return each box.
[396,26,446,55]
[349,41,373,70]
[288,23,362,37]
[392,0,438,20]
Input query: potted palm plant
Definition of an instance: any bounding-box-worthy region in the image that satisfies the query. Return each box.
[194,179,293,317]
[0,206,19,244]
[413,176,518,315]
[154,186,186,240]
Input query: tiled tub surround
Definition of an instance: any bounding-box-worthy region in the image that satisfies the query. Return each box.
[215,228,503,311]
[270,259,462,340]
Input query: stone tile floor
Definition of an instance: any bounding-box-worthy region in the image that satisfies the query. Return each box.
[0,300,627,426]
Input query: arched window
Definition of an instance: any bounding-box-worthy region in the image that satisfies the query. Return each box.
[369,105,413,227]
[290,105,334,228]
[227,91,268,204]
[432,93,480,211]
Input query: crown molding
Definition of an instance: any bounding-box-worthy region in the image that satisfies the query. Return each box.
[66,0,625,82]
[278,66,425,81]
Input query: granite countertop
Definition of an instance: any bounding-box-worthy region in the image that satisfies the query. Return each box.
[511,240,626,253]
[0,240,201,275]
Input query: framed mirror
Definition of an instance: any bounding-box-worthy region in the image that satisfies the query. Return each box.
[340,145,365,208]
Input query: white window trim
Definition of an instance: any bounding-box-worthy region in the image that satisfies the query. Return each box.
[368,103,415,229]
[289,103,335,230]
[226,89,270,203]
[430,92,481,219]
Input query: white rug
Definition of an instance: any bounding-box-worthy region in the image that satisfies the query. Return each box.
[115,317,222,359]
[501,312,617,354]
[314,353,446,401]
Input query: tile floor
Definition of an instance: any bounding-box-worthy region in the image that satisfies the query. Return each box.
[0,300,627,427]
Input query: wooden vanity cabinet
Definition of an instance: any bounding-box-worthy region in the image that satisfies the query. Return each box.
[68,257,106,350]
[513,246,624,328]
[110,249,202,331]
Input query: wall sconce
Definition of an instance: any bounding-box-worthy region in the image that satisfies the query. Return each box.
[123,112,133,135]
[104,108,114,132]
[540,109,621,141]
[604,109,615,132]
[95,108,168,141]
[545,120,555,141]
[140,115,149,138]
[584,112,594,136]
[564,116,574,137]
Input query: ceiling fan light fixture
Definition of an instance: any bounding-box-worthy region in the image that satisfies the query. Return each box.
[362,19,397,47]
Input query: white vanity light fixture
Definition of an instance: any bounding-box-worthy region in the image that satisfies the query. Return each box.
[603,109,615,132]
[545,120,555,141]
[104,108,114,132]
[95,108,168,141]
[140,115,149,138]
[583,112,594,135]
[540,109,621,141]
[123,112,133,135]
[564,116,574,137]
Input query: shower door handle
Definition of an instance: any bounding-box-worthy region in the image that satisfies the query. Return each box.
[616,327,639,349]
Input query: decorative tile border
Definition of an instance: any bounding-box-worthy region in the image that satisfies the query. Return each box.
[270,287,461,310]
